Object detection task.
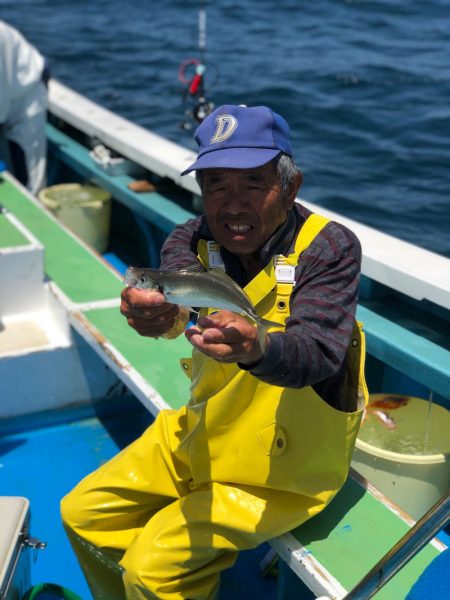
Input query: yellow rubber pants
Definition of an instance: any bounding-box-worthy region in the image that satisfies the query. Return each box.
[61,409,320,600]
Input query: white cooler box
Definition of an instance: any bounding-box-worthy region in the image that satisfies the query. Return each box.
[0,497,32,600]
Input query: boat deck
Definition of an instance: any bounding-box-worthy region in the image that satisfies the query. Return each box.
[0,397,283,600]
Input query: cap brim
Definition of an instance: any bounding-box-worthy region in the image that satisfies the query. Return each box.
[181,147,282,175]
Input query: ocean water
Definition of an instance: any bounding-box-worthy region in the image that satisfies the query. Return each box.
[2,0,450,257]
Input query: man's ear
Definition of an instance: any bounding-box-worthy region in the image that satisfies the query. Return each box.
[295,171,304,193]
[287,171,303,209]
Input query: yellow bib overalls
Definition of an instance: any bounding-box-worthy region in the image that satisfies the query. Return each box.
[61,214,368,600]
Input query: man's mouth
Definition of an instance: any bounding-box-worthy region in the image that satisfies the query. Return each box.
[226,224,253,234]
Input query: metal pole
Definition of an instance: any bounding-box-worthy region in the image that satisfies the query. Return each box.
[344,488,450,600]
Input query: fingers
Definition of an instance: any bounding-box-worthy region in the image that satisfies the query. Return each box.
[185,327,241,361]
[185,311,264,364]
[189,311,247,345]
[121,287,165,312]
[120,287,179,337]
[125,314,178,337]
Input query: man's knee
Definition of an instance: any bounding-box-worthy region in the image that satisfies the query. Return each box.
[120,533,221,600]
[60,485,86,533]
[121,536,192,599]
[121,554,159,600]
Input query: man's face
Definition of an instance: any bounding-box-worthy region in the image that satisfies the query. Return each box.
[201,163,295,258]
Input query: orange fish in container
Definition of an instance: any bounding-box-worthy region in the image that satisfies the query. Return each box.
[368,395,409,410]
[361,395,409,430]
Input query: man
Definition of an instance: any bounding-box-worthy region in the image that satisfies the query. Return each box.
[61,105,368,599]
[0,21,48,194]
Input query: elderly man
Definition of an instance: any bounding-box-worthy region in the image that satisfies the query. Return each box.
[61,104,367,600]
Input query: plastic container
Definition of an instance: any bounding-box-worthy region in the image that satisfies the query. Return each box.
[39,184,111,253]
[352,394,450,520]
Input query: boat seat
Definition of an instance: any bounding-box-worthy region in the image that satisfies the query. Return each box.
[0,174,191,416]
[270,468,446,600]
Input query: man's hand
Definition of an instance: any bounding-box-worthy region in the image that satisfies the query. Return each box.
[120,286,181,338]
[185,310,268,365]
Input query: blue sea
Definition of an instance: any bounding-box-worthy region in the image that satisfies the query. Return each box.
[2,0,450,257]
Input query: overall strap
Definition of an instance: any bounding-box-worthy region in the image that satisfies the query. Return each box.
[271,213,330,288]
[289,213,330,263]
[197,239,222,269]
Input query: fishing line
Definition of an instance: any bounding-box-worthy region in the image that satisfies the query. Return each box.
[179,0,217,130]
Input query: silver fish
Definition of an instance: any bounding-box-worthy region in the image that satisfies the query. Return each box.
[124,266,280,342]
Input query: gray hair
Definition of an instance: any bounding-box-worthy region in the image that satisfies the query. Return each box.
[195,152,300,201]
[274,153,300,201]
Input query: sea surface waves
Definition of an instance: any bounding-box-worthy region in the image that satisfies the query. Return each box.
[2,0,450,257]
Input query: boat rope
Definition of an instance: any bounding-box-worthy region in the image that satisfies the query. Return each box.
[179,0,217,130]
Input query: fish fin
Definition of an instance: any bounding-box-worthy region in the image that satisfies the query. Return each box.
[207,268,254,303]
[178,262,205,273]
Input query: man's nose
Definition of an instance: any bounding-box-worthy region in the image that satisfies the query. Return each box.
[222,184,249,212]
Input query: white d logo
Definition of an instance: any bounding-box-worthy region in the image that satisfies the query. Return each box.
[210,114,238,144]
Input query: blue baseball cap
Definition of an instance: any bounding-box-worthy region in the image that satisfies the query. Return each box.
[181,104,293,175]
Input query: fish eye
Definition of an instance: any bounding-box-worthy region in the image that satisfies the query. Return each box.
[140,276,146,284]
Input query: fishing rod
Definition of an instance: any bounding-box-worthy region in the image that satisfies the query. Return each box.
[179,0,217,130]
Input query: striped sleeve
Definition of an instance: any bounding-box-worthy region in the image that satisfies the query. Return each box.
[160,215,205,271]
[244,221,362,401]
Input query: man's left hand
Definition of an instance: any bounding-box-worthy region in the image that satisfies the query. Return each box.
[185,310,268,365]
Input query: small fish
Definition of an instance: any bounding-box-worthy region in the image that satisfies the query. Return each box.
[362,408,397,430]
[370,409,397,430]
[125,266,281,346]
[369,395,409,410]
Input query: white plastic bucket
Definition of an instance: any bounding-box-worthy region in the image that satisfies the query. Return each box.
[352,394,450,520]
[39,184,111,253]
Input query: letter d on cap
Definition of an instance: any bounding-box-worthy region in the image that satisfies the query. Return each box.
[210,114,238,144]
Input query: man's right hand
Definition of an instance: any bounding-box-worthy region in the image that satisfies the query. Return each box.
[120,287,180,338]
